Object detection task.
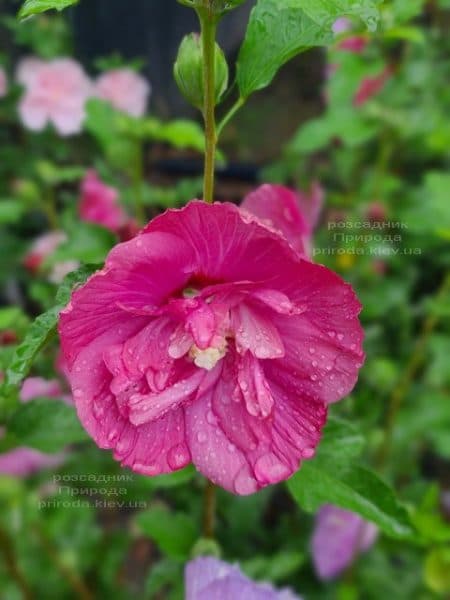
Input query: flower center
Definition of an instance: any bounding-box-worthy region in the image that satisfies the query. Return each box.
[189,342,227,370]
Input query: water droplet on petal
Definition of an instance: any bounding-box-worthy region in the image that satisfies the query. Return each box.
[197,431,207,443]
[233,468,258,495]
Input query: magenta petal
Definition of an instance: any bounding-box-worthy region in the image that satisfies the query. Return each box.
[59,231,194,367]
[143,201,302,285]
[241,184,309,255]
[232,303,285,360]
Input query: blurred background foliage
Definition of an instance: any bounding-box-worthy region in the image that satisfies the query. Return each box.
[0,0,449,598]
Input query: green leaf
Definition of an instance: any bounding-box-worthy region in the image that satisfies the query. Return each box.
[8,398,87,452]
[0,264,98,414]
[0,200,26,224]
[18,0,78,19]
[237,0,381,98]
[242,551,305,582]
[287,416,412,538]
[136,504,197,559]
[288,463,413,539]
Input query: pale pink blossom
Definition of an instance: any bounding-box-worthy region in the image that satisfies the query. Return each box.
[241,183,324,257]
[18,58,92,136]
[94,68,150,117]
[311,505,378,580]
[186,557,301,599]
[79,170,128,233]
[49,260,80,284]
[0,67,8,98]
[0,377,66,477]
[15,56,45,88]
[59,201,364,494]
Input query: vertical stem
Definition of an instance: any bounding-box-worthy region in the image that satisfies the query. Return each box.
[377,272,450,467]
[132,141,146,226]
[0,525,33,600]
[203,479,216,538]
[44,187,58,231]
[199,5,218,203]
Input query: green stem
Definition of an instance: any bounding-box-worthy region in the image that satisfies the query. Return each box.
[44,187,58,231]
[203,479,216,538]
[0,525,33,600]
[132,142,146,226]
[217,96,245,137]
[377,271,450,468]
[199,4,218,203]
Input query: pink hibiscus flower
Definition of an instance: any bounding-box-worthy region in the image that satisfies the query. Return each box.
[241,183,324,257]
[0,66,8,98]
[311,505,378,580]
[0,377,67,477]
[18,58,92,136]
[354,66,393,107]
[94,68,150,117]
[79,170,128,233]
[59,201,364,495]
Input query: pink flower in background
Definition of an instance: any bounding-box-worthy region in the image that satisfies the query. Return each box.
[15,56,45,87]
[20,377,63,401]
[94,68,150,117]
[59,201,364,495]
[311,505,378,580]
[23,231,67,273]
[185,557,301,600]
[241,183,324,257]
[338,36,367,53]
[79,170,128,233]
[18,58,92,135]
[23,231,79,282]
[0,67,8,98]
[0,377,66,477]
[354,66,393,107]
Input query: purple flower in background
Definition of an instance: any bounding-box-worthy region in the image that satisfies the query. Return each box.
[311,505,378,580]
[185,557,301,600]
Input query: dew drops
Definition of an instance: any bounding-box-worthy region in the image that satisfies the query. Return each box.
[167,443,190,470]
[73,388,82,398]
[233,468,258,495]
[310,374,318,382]
[312,360,318,368]
[302,447,315,459]
[309,347,316,354]
[337,333,344,341]
[327,331,336,338]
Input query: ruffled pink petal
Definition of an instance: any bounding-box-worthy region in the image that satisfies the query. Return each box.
[143,201,302,287]
[231,303,284,359]
[59,232,195,367]
[241,184,309,255]
[67,330,190,475]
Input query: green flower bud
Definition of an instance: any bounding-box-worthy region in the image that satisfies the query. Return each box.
[174,33,228,111]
